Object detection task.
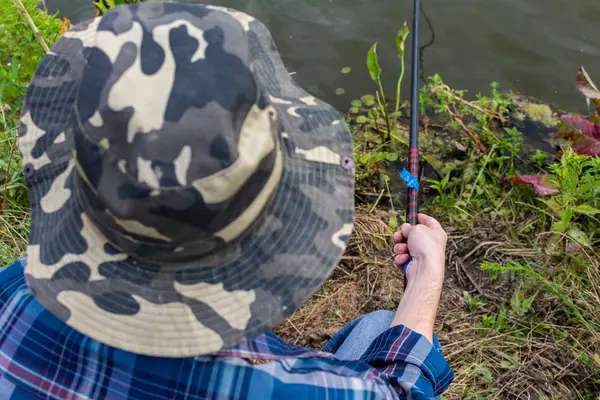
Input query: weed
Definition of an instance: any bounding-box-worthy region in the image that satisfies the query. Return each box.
[94,0,147,16]
[365,23,410,142]
[463,291,485,312]
[556,67,600,156]
[0,0,60,106]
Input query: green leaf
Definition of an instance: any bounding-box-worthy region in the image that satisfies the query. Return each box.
[396,23,410,59]
[500,360,512,369]
[340,67,352,74]
[335,88,345,95]
[574,204,600,215]
[358,154,372,164]
[510,290,525,315]
[568,228,591,248]
[11,59,19,82]
[475,366,493,385]
[349,107,360,114]
[356,116,368,124]
[557,208,573,233]
[564,169,578,193]
[441,162,457,176]
[351,100,362,108]
[361,94,376,107]
[367,43,382,81]
[388,216,398,230]
[385,152,398,161]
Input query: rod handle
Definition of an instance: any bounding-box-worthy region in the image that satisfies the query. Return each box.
[403,148,419,288]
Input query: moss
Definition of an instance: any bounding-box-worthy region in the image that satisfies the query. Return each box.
[512,96,559,127]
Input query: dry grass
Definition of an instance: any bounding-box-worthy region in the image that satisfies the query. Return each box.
[274,206,403,348]
[275,207,600,399]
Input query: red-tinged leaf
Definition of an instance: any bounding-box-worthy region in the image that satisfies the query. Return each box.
[554,127,576,141]
[557,114,600,155]
[509,174,559,196]
[560,115,600,140]
[576,67,600,100]
[571,136,600,156]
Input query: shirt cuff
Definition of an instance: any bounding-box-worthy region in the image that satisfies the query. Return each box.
[359,325,454,396]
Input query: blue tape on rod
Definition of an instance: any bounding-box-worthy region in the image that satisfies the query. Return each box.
[400,168,419,191]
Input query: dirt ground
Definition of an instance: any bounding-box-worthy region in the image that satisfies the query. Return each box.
[273,206,597,399]
[274,206,512,349]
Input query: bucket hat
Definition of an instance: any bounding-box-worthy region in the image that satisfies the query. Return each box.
[19,2,354,357]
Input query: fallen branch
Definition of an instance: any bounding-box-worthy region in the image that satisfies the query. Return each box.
[445,105,487,152]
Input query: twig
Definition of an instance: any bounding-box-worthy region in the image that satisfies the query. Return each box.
[384,180,395,212]
[1,135,18,216]
[334,265,352,277]
[444,105,487,152]
[369,189,385,213]
[460,241,504,263]
[13,0,50,53]
[284,318,302,337]
[0,101,16,217]
[439,84,492,116]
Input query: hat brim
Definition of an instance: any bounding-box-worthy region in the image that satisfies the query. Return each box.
[20,5,354,357]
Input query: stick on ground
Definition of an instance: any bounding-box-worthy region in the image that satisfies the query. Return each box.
[12,0,50,53]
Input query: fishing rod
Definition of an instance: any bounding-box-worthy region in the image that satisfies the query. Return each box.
[402,0,421,285]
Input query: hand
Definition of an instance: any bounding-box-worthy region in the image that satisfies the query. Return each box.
[392,213,447,286]
[389,213,448,342]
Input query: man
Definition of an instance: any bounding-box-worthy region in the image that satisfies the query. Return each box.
[0,3,453,399]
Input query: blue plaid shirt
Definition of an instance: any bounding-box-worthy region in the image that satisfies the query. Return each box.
[0,260,453,399]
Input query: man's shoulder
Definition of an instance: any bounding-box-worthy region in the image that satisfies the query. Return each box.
[0,258,28,294]
[1,258,25,274]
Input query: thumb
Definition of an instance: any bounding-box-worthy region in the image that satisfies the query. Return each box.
[417,213,442,230]
[400,223,413,239]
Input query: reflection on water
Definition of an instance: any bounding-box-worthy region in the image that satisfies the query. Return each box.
[44,0,600,113]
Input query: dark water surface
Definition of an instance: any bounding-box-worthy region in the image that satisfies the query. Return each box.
[45,0,600,113]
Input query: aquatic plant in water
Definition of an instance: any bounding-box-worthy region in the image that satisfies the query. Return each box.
[556,67,600,156]
[366,23,409,142]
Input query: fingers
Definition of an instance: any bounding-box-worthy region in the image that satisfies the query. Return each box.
[394,253,409,266]
[394,243,408,255]
[393,231,404,243]
[417,213,442,229]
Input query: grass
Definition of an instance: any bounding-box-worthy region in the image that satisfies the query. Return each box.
[0,0,57,266]
[2,1,600,398]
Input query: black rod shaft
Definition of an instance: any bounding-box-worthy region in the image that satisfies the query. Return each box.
[404,0,422,289]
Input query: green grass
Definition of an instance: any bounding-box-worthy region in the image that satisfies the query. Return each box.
[0,0,61,264]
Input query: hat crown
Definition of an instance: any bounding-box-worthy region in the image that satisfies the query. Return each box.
[73,3,282,263]
[19,2,354,357]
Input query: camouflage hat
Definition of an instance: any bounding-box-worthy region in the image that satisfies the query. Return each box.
[18,2,354,357]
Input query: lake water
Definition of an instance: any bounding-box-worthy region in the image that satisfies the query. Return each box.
[45,0,600,114]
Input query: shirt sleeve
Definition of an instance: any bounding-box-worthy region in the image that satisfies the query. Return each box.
[359,325,454,398]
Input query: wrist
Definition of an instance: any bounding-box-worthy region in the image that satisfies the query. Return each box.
[406,256,445,288]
